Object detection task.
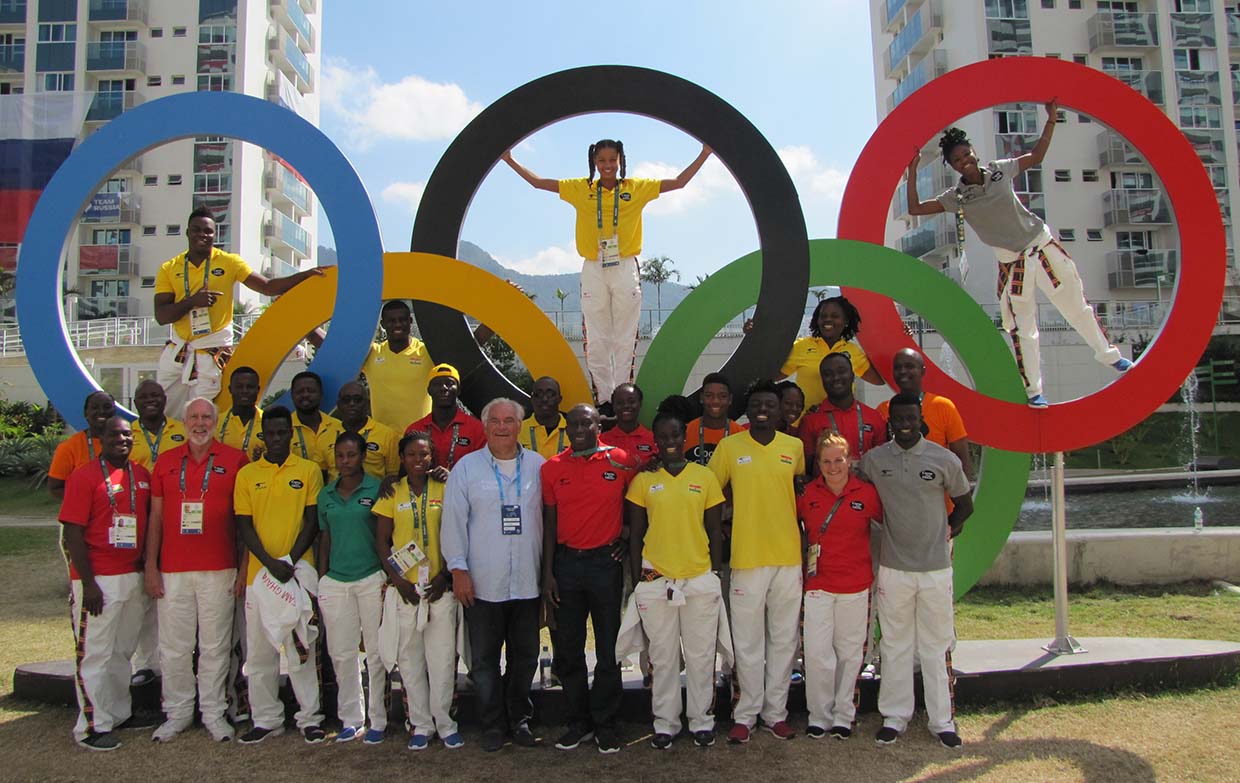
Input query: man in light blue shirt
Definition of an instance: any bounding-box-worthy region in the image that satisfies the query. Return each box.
[442,397,545,753]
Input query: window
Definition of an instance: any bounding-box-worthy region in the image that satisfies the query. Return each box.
[1174,48,1217,71]
[1069,0,1081,7]
[194,172,231,193]
[1113,171,1154,189]
[146,75,160,87]
[143,175,157,186]
[1087,229,1104,241]
[1054,169,1072,182]
[91,228,131,245]
[172,27,187,37]
[1117,231,1153,251]
[1059,229,1076,242]
[1055,109,1066,123]
[995,106,1038,133]
[99,30,137,44]
[140,276,155,289]
[1041,0,1054,7]
[1098,1,1138,10]
[37,23,75,43]
[1073,55,1088,64]
[197,73,232,92]
[985,0,1028,18]
[99,178,129,193]
[1079,114,1092,123]
[1175,0,1211,11]
[142,225,156,236]
[1102,56,1144,73]
[167,174,182,186]
[165,224,180,235]
[0,83,22,95]
[37,72,73,91]
[199,25,236,44]
[171,74,185,85]
[1083,169,1099,182]
[1180,105,1222,129]
[1046,53,1061,59]
[150,28,162,38]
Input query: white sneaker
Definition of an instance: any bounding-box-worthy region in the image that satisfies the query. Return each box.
[152,718,192,743]
[204,719,236,742]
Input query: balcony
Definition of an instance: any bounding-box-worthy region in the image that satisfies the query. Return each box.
[264,211,309,258]
[1170,12,1216,48]
[79,244,140,277]
[1102,189,1172,227]
[88,0,148,24]
[272,0,314,53]
[1098,130,1145,168]
[900,213,955,260]
[86,41,145,74]
[0,43,22,73]
[80,192,140,224]
[85,89,143,122]
[264,160,312,217]
[300,0,316,13]
[1219,189,1232,225]
[0,1,24,25]
[1229,12,1240,49]
[77,296,138,320]
[270,29,313,93]
[1104,69,1163,105]
[1106,249,1178,290]
[1184,128,1225,165]
[264,258,299,280]
[1088,12,1158,51]
[885,0,941,80]
[987,17,1032,56]
[1176,70,1221,106]
[893,163,953,220]
[888,49,947,112]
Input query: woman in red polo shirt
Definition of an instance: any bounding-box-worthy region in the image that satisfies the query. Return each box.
[796,431,883,740]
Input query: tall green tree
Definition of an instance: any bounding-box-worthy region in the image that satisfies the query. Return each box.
[640,255,680,314]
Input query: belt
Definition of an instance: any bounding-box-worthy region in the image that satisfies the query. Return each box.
[556,541,617,557]
[640,567,664,582]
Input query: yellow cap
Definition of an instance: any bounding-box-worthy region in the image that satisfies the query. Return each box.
[429,363,460,383]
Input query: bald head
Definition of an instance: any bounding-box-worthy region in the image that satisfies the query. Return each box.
[337,381,370,426]
[566,404,599,452]
[892,348,927,395]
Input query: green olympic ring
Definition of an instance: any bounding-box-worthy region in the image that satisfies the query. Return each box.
[637,238,1032,597]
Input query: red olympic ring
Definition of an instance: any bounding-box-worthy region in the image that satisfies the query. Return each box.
[837,57,1226,453]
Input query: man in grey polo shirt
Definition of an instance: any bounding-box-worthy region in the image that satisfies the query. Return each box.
[860,392,973,750]
[441,397,545,753]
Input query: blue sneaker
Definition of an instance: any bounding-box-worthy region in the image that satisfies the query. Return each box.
[1112,358,1133,372]
[1028,394,1049,409]
[335,726,359,743]
[362,728,385,745]
[407,733,431,751]
[442,732,464,749]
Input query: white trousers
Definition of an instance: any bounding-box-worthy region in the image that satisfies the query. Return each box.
[996,230,1120,397]
[157,569,237,725]
[157,339,225,419]
[728,565,802,727]
[71,573,144,740]
[244,588,323,730]
[635,572,722,736]
[394,590,459,737]
[228,594,248,720]
[319,572,387,731]
[131,597,160,674]
[580,256,642,403]
[803,588,870,729]
[875,566,956,734]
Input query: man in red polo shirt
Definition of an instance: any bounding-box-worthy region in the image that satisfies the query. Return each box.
[60,415,157,751]
[799,353,887,472]
[599,383,656,467]
[144,396,249,743]
[404,363,485,474]
[541,404,639,754]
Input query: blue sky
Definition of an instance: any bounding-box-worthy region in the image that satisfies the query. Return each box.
[316,0,876,282]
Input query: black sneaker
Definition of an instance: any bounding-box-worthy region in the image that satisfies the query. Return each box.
[238,725,285,744]
[77,731,121,752]
[829,725,852,740]
[806,725,827,739]
[692,730,715,747]
[555,726,594,750]
[875,726,899,745]
[481,729,505,753]
[650,733,673,750]
[937,730,962,749]
[115,713,160,731]
[129,669,157,687]
[303,725,326,744]
[595,728,621,754]
[511,722,539,747]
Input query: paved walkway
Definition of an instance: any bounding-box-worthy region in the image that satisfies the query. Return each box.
[0,515,57,527]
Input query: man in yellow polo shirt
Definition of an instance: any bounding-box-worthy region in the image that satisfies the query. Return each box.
[216,366,263,460]
[154,207,323,416]
[708,380,805,745]
[331,381,399,480]
[521,376,568,458]
[130,380,187,471]
[234,406,325,745]
[290,370,343,478]
[359,300,434,433]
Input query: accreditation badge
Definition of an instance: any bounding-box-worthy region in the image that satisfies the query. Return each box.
[180,500,204,535]
[501,504,522,536]
[599,236,621,266]
[110,514,139,549]
[388,540,428,578]
[189,306,212,337]
[806,544,821,578]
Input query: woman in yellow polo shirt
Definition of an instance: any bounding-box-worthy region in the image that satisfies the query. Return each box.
[374,431,461,751]
[501,140,712,407]
[625,395,725,750]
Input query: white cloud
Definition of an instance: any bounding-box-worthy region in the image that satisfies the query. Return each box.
[321,57,483,148]
[497,243,582,276]
[777,145,850,235]
[380,181,426,211]
[631,157,740,216]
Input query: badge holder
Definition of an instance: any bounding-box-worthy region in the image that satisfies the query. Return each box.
[190,307,212,337]
[110,514,138,549]
[502,504,523,536]
[181,500,204,535]
[388,540,428,582]
[599,236,621,268]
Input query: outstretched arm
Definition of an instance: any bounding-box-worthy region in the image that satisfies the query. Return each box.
[242,267,325,298]
[1019,98,1058,172]
[501,151,558,192]
[659,144,712,193]
[906,148,946,216]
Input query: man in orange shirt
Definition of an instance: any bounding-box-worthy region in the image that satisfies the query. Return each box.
[876,349,972,478]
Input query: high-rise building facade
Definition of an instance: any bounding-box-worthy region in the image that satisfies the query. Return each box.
[871,0,1239,386]
[0,0,320,321]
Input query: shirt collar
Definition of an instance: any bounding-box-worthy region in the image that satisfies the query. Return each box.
[892,436,926,455]
[328,472,378,502]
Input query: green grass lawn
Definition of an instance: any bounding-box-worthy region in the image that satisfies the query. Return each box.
[1065,411,1240,470]
[0,476,60,518]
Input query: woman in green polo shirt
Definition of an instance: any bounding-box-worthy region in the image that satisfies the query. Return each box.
[316,432,387,745]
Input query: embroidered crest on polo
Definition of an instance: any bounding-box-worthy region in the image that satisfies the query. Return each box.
[919,470,937,481]
[289,479,305,489]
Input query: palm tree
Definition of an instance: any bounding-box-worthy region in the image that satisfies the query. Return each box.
[640,255,680,314]
[687,273,710,291]
[811,287,830,302]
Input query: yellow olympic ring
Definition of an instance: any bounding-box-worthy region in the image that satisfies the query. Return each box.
[218,252,592,412]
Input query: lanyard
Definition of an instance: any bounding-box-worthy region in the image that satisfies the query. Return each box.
[528,424,565,454]
[220,411,257,452]
[826,402,865,457]
[447,422,460,468]
[141,420,165,462]
[179,453,214,496]
[596,182,619,233]
[183,252,210,299]
[295,424,309,459]
[86,434,97,462]
[405,479,431,552]
[99,459,136,514]
[491,449,523,505]
[815,495,847,540]
[696,419,731,466]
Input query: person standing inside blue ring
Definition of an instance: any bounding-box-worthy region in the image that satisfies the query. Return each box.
[501,141,712,408]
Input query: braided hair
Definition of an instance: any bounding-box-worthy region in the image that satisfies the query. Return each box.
[808,295,862,342]
[587,139,627,186]
[652,394,694,436]
[939,127,971,164]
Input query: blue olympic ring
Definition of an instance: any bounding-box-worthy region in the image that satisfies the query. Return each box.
[16,92,384,429]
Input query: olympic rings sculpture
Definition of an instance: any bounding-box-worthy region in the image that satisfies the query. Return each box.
[15,60,1226,594]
